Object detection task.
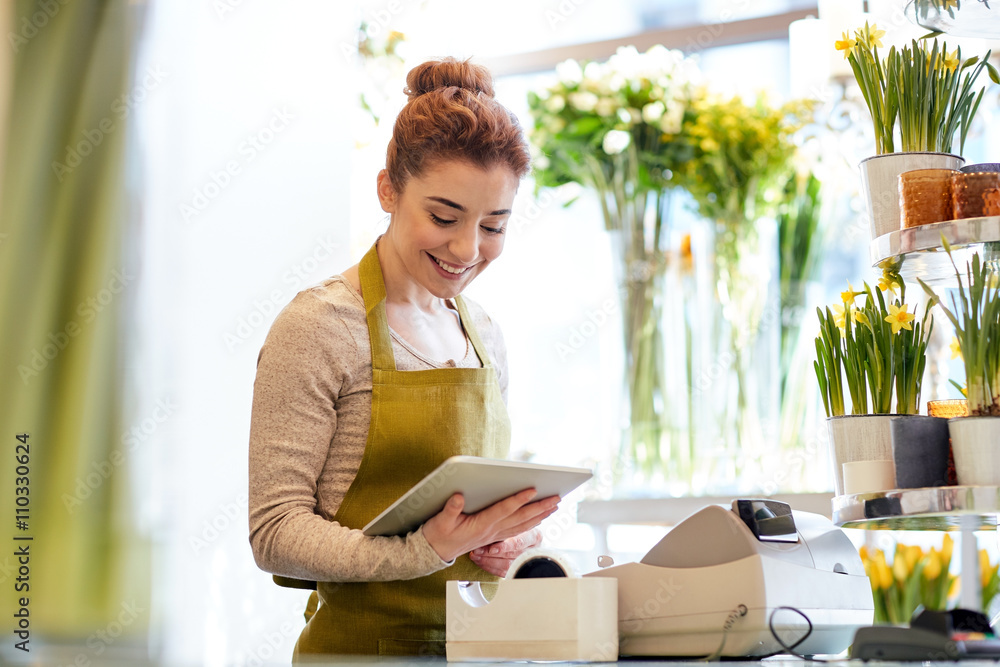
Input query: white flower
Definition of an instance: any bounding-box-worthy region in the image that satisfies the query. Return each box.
[595,98,616,117]
[583,61,604,83]
[641,101,665,123]
[602,129,631,155]
[616,108,632,124]
[555,59,583,84]
[534,154,550,170]
[659,101,684,134]
[610,45,641,79]
[545,94,566,113]
[568,91,599,112]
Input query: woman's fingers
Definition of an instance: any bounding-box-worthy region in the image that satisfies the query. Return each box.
[423,491,560,563]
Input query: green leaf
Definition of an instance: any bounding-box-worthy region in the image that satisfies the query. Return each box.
[919,30,945,39]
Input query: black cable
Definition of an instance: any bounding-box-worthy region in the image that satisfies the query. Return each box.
[767,605,841,663]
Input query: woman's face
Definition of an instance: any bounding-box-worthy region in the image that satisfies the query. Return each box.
[378,160,519,300]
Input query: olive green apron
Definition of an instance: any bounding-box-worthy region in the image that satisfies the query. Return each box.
[292,242,511,658]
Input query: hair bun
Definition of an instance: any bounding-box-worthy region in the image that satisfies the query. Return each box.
[404,57,495,100]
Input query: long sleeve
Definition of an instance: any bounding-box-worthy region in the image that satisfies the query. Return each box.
[247,284,451,582]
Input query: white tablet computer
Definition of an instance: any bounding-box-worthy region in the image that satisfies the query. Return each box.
[362,455,593,537]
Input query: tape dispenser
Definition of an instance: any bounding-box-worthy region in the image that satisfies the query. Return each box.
[445,549,618,662]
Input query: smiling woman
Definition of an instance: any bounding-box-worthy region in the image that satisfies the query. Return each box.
[247,57,553,659]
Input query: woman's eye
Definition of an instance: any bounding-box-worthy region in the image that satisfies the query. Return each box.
[481,225,505,235]
[429,213,457,225]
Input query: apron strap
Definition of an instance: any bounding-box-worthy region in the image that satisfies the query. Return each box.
[359,242,396,371]
[454,296,492,369]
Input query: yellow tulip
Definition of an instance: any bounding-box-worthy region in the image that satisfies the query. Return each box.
[942,534,954,563]
[924,549,942,580]
[876,556,893,591]
[893,552,911,583]
[980,550,997,589]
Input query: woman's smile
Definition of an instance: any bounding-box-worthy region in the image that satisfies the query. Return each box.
[428,252,475,279]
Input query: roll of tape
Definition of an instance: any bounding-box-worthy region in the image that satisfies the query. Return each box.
[506,549,577,580]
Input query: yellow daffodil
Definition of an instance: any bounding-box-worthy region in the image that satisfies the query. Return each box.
[856,22,886,50]
[878,272,901,295]
[942,0,958,9]
[841,282,863,304]
[941,49,960,72]
[854,310,870,326]
[885,303,915,334]
[835,31,857,59]
[951,337,963,360]
[832,303,848,330]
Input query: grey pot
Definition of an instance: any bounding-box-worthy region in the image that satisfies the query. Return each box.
[890,416,951,488]
[961,163,1000,174]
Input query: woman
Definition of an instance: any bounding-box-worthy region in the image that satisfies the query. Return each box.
[248,57,557,658]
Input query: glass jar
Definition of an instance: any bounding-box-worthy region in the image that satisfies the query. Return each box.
[984,188,1000,216]
[899,168,958,228]
[952,171,1000,219]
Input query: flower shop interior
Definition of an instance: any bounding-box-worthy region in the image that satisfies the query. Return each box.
[6,0,1000,664]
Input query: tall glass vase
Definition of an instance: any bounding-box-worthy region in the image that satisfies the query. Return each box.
[605,192,698,495]
[689,215,780,493]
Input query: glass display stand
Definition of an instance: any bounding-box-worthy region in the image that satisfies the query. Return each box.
[905,0,1000,38]
[834,486,995,611]
[870,216,1000,287]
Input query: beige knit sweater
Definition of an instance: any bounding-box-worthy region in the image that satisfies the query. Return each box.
[248,275,508,583]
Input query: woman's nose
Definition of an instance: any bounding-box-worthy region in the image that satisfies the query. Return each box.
[450,225,480,265]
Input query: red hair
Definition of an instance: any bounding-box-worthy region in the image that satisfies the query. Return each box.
[385,58,531,193]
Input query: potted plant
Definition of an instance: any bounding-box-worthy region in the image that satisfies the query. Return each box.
[919,240,1000,485]
[815,277,933,495]
[837,22,997,240]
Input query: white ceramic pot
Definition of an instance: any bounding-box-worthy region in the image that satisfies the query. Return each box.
[859,152,965,241]
[827,414,899,496]
[949,416,1000,485]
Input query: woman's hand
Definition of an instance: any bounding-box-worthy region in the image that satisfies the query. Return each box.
[468,527,543,577]
[422,489,558,564]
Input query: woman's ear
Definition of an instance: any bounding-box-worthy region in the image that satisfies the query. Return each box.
[376,170,397,213]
